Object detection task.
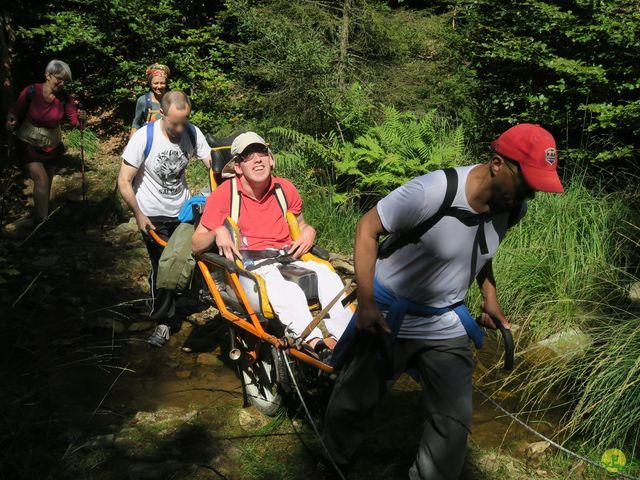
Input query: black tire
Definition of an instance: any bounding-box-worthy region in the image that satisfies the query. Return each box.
[240,344,284,416]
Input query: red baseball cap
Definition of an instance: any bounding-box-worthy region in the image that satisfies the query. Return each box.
[491,123,564,193]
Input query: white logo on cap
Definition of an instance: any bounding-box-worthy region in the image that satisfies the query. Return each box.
[545,148,557,165]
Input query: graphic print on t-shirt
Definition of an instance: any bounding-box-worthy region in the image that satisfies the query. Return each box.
[154,148,189,195]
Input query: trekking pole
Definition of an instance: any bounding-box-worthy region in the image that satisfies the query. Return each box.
[78,102,86,203]
[0,134,14,226]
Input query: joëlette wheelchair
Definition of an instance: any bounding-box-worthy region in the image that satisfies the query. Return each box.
[147,133,355,416]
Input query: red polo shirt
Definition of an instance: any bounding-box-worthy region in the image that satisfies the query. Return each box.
[200,176,303,250]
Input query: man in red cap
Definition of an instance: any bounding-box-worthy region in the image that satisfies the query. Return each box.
[318,124,563,480]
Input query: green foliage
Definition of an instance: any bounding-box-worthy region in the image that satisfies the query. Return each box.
[299,187,360,254]
[272,107,467,203]
[467,173,639,451]
[227,0,476,135]
[63,128,100,161]
[454,0,640,167]
[468,176,635,334]
[14,0,240,132]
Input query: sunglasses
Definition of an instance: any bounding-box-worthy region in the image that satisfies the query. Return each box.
[237,145,270,162]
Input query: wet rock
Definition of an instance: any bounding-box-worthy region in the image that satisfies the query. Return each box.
[136,274,150,293]
[132,407,198,430]
[238,408,269,430]
[111,217,138,236]
[187,311,211,326]
[475,451,519,476]
[197,352,223,367]
[66,193,85,203]
[525,328,591,364]
[129,321,154,332]
[175,370,192,379]
[525,440,551,464]
[115,407,198,460]
[86,433,116,448]
[109,217,140,245]
[30,255,60,268]
[60,427,84,443]
[64,296,83,306]
[50,175,64,198]
[90,317,125,334]
[629,282,640,302]
[127,460,192,479]
[570,460,587,477]
[330,254,354,275]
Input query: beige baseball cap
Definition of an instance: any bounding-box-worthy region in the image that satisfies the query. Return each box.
[221,132,271,178]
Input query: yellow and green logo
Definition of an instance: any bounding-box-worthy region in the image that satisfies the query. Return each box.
[601,448,627,473]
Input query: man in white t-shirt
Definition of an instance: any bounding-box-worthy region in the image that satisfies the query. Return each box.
[318,124,564,480]
[118,90,212,347]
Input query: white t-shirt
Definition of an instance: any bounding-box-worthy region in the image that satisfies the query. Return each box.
[375,165,526,340]
[122,121,211,217]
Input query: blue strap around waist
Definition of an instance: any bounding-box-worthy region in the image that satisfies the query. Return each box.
[374,278,484,349]
[178,195,206,223]
[330,278,484,367]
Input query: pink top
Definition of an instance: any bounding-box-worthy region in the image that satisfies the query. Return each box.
[10,83,78,129]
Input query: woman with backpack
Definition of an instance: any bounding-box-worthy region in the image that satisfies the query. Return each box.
[4,59,85,234]
[130,63,170,137]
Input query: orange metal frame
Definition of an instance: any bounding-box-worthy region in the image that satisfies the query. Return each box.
[197,259,335,373]
[148,229,168,247]
[148,222,336,374]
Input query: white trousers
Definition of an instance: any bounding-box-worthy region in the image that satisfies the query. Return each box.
[252,260,353,342]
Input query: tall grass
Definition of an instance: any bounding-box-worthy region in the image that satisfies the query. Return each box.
[469,174,639,454]
[275,148,360,253]
[468,176,635,336]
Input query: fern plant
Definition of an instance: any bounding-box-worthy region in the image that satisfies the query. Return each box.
[271,107,467,203]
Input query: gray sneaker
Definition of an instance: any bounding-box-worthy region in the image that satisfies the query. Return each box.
[147,324,171,347]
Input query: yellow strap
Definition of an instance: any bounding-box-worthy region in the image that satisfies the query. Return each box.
[231,177,241,223]
[274,184,288,217]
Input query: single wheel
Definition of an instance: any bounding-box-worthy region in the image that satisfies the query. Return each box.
[240,343,284,416]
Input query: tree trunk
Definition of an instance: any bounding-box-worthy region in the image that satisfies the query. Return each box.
[1,10,15,147]
[337,0,351,88]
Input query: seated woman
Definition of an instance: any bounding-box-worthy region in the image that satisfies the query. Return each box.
[130,63,169,137]
[192,132,352,352]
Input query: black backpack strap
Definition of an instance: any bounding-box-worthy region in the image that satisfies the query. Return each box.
[19,84,37,122]
[507,202,524,229]
[144,91,153,121]
[378,168,458,259]
[56,89,69,107]
[186,123,197,153]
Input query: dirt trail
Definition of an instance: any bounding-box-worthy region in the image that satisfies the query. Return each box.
[0,134,590,480]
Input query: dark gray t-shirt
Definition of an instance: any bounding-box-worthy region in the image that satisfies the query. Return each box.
[131,93,162,129]
[375,165,526,340]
